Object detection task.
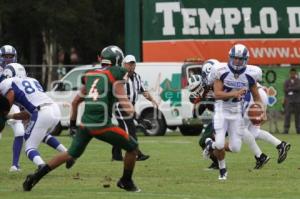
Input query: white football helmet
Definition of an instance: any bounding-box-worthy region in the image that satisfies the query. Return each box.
[188,74,205,96]
[202,59,219,78]
[3,63,27,78]
[228,44,249,72]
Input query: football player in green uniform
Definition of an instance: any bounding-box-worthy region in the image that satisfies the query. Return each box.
[22,46,141,192]
[188,73,218,170]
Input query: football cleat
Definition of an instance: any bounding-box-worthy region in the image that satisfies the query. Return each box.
[23,174,38,191]
[117,179,141,192]
[66,158,76,169]
[208,162,219,170]
[276,141,291,164]
[9,165,21,172]
[254,153,270,169]
[137,154,150,161]
[218,168,227,180]
[23,164,51,191]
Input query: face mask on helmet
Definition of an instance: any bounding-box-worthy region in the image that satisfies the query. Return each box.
[228,44,249,72]
[100,45,124,67]
[3,63,26,79]
[188,74,205,96]
[0,45,17,68]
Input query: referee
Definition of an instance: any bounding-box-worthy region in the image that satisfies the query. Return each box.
[112,55,158,161]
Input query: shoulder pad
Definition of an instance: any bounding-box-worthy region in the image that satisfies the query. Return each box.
[246,65,262,82]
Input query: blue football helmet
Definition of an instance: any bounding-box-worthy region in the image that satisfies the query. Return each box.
[0,45,17,68]
[228,44,249,73]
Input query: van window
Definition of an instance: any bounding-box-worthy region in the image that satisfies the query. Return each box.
[181,64,202,89]
[187,65,202,77]
[62,69,86,91]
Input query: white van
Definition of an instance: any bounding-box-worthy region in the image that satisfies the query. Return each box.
[47,61,205,136]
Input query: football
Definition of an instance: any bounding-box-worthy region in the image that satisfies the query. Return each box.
[248,103,264,125]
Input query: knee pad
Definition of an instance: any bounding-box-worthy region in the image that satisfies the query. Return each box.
[213,129,226,150]
[229,141,242,153]
[214,139,225,150]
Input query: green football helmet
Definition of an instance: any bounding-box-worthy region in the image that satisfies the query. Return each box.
[100,45,124,67]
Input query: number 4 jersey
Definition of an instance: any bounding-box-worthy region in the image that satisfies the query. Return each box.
[0,77,53,113]
[81,66,127,127]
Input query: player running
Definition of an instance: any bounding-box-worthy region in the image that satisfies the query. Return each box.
[21,45,141,192]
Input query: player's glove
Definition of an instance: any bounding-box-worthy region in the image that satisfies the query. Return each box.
[69,120,77,137]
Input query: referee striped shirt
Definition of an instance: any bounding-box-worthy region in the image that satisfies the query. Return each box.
[115,72,145,119]
[124,72,145,105]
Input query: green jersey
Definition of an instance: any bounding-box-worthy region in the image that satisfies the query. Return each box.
[81,66,127,127]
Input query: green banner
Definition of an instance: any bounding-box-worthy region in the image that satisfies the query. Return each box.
[143,0,300,40]
[261,67,298,110]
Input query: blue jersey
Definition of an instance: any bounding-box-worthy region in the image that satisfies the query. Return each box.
[0,77,53,113]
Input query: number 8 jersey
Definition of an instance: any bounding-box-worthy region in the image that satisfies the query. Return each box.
[0,77,53,113]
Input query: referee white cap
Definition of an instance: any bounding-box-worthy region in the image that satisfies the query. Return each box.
[123,55,136,63]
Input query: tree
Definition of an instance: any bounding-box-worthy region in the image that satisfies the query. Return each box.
[0,0,124,65]
[0,0,124,88]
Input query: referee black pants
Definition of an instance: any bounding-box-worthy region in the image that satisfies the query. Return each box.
[112,108,138,158]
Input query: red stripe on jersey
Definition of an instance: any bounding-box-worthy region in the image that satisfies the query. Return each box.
[85,70,116,84]
[89,126,129,139]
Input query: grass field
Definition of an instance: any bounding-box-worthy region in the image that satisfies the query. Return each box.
[0,126,300,199]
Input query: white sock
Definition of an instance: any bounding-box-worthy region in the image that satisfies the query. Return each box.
[257,129,281,147]
[56,144,67,152]
[218,159,226,169]
[242,129,262,157]
[33,156,45,166]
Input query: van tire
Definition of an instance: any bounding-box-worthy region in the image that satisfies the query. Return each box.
[179,125,203,136]
[140,109,166,136]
